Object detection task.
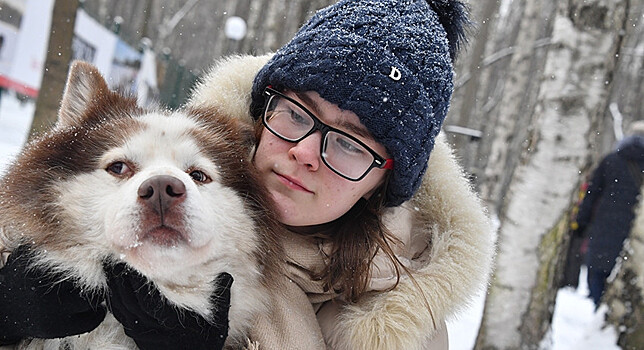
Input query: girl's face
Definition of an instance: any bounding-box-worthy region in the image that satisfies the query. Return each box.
[254,90,390,226]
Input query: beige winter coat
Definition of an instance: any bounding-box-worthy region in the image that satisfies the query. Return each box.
[188,54,496,350]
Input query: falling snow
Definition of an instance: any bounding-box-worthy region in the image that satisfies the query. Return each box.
[0,90,620,349]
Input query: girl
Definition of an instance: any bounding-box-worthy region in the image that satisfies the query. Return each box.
[187,0,495,348]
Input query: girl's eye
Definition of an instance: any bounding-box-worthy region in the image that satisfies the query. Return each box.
[336,136,364,154]
[283,101,311,125]
[189,170,211,183]
[288,111,308,125]
[106,161,132,177]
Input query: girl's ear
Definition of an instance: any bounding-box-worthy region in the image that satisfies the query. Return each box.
[57,61,110,128]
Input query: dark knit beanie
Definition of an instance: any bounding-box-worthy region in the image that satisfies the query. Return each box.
[251,0,470,206]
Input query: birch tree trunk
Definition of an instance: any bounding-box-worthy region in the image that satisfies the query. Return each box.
[604,190,644,349]
[476,0,552,214]
[475,0,628,348]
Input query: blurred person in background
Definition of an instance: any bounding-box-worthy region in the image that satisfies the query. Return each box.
[576,120,644,307]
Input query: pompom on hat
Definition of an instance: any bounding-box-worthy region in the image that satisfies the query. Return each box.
[251,0,471,206]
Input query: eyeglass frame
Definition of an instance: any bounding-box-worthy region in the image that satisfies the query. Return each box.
[261,87,394,181]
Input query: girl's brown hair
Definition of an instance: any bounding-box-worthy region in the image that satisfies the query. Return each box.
[319,178,405,302]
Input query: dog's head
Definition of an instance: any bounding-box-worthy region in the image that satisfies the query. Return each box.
[0,62,277,289]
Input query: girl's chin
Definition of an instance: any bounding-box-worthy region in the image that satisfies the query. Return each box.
[268,189,352,226]
[270,195,315,226]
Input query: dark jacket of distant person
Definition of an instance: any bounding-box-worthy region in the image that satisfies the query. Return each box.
[577,130,644,274]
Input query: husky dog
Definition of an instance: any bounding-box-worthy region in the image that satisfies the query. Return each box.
[0,61,280,349]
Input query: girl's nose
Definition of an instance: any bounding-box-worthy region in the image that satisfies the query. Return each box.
[288,131,322,171]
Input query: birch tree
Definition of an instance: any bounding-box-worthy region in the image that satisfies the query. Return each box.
[475,0,551,213]
[475,0,628,348]
[603,201,644,349]
[604,189,644,349]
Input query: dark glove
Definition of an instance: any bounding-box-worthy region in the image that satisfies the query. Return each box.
[0,245,107,344]
[104,262,232,350]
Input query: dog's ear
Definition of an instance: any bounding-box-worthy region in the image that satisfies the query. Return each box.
[57,61,110,128]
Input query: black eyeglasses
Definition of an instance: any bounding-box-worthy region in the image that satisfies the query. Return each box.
[262,87,393,181]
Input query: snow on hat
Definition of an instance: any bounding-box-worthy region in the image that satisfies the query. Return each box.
[251,0,470,206]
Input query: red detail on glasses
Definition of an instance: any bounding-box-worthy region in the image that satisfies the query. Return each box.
[383,159,394,170]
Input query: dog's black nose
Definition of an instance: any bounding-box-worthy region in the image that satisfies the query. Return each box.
[138,175,186,214]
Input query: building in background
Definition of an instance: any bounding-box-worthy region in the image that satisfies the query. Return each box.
[0,0,147,102]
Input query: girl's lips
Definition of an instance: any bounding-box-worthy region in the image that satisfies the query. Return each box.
[275,172,314,193]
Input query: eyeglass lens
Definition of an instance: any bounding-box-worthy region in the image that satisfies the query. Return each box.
[264,94,377,180]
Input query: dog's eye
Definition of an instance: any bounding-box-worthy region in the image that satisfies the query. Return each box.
[189,170,211,183]
[106,161,132,177]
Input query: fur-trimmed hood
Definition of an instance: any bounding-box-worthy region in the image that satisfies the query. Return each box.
[188,55,496,350]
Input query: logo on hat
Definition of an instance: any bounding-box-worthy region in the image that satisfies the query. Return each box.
[389,66,401,81]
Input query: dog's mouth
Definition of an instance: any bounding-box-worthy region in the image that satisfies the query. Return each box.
[140,225,188,246]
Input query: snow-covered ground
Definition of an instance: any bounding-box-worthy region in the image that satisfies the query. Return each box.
[0,90,621,349]
[544,266,620,350]
[445,266,620,350]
